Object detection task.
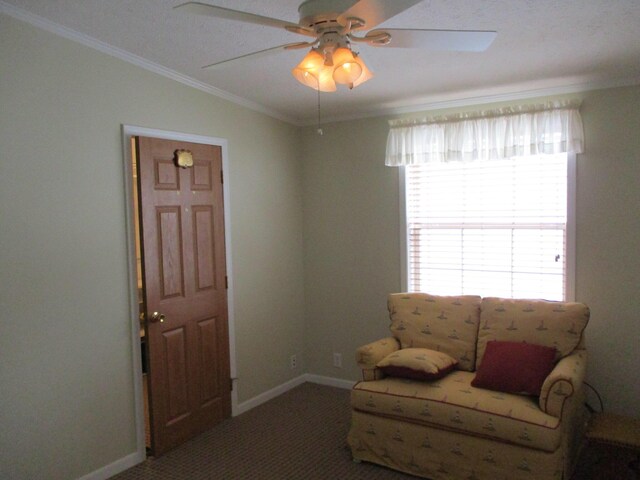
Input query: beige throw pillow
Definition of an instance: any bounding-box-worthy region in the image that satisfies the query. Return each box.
[377,348,458,381]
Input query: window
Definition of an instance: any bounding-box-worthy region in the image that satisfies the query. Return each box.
[403,153,575,301]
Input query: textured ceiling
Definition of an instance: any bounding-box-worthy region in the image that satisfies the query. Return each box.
[3,0,640,124]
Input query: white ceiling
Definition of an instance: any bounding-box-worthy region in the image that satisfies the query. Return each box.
[3,0,640,124]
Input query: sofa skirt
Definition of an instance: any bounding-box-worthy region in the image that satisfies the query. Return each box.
[348,409,567,480]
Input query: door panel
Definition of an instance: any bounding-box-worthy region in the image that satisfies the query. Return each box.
[158,207,184,299]
[155,157,180,190]
[193,206,216,291]
[191,159,213,190]
[163,327,189,421]
[197,317,221,403]
[136,136,230,456]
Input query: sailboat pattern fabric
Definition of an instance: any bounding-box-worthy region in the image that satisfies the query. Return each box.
[476,298,590,368]
[376,348,458,380]
[387,293,481,371]
[352,371,563,452]
[349,293,590,480]
[539,349,587,417]
[348,408,567,480]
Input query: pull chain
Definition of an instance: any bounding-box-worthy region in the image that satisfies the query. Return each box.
[316,84,323,136]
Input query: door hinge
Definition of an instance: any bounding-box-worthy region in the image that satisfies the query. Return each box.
[220,169,224,184]
[230,378,234,391]
[225,276,228,289]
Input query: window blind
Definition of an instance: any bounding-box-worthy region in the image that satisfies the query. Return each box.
[405,154,568,300]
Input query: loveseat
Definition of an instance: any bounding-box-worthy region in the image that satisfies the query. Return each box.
[348,293,590,480]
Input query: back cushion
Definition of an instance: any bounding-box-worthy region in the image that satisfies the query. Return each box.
[476,297,590,368]
[387,293,481,371]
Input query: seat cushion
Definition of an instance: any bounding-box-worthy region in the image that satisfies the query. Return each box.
[351,371,562,452]
[388,293,481,371]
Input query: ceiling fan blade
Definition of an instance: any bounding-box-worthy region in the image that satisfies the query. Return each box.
[175,2,311,34]
[337,0,423,30]
[202,42,310,70]
[368,28,497,51]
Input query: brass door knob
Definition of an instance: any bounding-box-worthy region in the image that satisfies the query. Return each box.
[149,311,165,323]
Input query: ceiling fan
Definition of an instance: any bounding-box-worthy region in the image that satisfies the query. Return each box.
[175,0,497,92]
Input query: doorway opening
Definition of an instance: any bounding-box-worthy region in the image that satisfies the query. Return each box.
[129,138,151,450]
[122,126,238,459]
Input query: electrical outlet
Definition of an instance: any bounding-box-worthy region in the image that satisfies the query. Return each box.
[333,352,342,368]
[290,354,297,370]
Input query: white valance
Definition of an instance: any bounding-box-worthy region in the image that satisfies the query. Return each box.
[385,100,584,166]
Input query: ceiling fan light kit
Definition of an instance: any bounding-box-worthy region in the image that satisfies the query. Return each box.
[292,40,373,92]
[176,0,496,93]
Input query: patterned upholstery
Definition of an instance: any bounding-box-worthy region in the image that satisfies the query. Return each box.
[348,292,590,480]
[477,297,590,367]
[539,349,587,417]
[388,293,481,371]
[376,348,458,380]
[355,337,400,381]
[348,409,567,480]
[352,372,562,452]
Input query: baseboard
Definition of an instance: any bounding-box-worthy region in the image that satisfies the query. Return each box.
[234,373,356,416]
[235,374,308,415]
[76,451,144,480]
[305,374,357,390]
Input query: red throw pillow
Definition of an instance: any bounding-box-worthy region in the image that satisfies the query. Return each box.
[471,340,556,396]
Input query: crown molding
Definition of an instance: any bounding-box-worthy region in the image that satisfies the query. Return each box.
[0,1,297,125]
[308,76,640,126]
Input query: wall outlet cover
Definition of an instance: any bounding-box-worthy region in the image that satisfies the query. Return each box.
[333,352,342,368]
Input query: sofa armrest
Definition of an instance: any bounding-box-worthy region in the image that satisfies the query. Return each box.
[355,337,400,381]
[539,349,587,418]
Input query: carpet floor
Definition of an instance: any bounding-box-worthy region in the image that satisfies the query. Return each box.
[111,382,638,480]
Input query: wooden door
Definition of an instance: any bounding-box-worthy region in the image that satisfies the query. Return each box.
[135,136,230,456]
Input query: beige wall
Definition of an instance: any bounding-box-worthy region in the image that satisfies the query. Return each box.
[576,86,640,417]
[301,118,401,377]
[301,86,640,418]
[0,14,305,480]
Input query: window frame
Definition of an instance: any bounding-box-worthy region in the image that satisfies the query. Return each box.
[398,153,576,301]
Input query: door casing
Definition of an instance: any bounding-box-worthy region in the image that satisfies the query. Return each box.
[121,125,238,460]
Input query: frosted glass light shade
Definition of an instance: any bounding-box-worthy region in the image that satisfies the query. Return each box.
[296,49,324,72]
[316,67,337,92]
[331,47,363,85]
[291,66,337,92]
[292,68,317,89]
[351,54,373,87]
[292,49,336,92]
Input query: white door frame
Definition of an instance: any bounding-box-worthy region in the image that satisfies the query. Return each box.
[121,125,238,459]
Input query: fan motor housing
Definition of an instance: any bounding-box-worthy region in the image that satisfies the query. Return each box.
[298,0,346,29]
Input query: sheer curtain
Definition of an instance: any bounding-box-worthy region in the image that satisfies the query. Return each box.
[385,100,584,166]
